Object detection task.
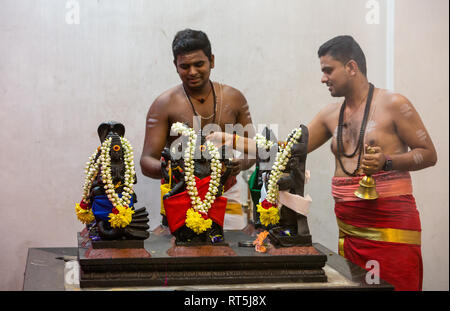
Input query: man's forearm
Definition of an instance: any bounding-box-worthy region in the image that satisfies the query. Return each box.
[390,148,437,172]
[238,158,256,171]
[140,156,162,179]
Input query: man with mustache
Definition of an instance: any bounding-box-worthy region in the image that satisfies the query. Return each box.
[140,29,255,231]
[307,35,437,290]
[206,35,437,290]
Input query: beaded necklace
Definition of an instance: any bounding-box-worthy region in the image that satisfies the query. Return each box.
[336,83,374,176]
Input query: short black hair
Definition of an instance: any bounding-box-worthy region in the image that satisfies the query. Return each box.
[318,35,367,77]
[172,29,212,61]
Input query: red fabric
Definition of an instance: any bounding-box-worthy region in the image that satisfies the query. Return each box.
[335,195,422,291]
[335,195,421,231]
[332,171,413,202]
[342,235,423,291]
[163,176,227,234]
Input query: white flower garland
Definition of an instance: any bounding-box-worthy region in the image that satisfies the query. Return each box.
[255,133,275,150]
[171,122,222,214]
[82,150,101,204]
[265,128,302,204]
[82,136,135,208]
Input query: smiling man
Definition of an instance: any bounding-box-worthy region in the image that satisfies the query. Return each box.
[307,35,437,290]
[140,29,255,230]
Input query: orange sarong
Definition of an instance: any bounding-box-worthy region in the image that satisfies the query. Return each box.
[332,171,422,291]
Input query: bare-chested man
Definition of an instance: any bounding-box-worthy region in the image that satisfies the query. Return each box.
[205,36,437,289]
[308,35,437,290]
[140,29,255,229]
[206,36,437,290]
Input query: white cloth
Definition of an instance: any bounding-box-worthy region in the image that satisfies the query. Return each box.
[259,172,268,203]
[222,181,246,230]
[221,180,242,204]
[278,192,312,216]
[278,169,311,215]
[261,170,312,215]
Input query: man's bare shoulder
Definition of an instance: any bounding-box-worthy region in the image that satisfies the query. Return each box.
[152,85,182,106]
[147,85,184,116]
[308,100,341,132]
[319,100,342,117]
[219,83,247,103]
[376,88,413,114]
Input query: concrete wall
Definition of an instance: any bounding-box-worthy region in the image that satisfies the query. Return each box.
[0,0,447,290]
[394,0,449,291]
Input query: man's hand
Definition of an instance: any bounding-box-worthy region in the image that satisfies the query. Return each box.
[229,158,243,176]
[361,145,386,175]
[206,131,233,148]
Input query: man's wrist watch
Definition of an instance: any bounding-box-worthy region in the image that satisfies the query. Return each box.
[383,155,393,171]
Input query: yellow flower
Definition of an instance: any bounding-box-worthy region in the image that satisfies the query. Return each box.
[257,203,280,226]
[185,208,212,234]
[108,205,134,228]
[75,203,95,224]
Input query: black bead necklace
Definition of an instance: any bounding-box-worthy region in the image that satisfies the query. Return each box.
[336,83,374,177]
[183,80,217,124]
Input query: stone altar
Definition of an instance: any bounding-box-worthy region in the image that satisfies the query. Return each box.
[77,229,327,288]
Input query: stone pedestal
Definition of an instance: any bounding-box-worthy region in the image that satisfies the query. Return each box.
[78,230,327,288]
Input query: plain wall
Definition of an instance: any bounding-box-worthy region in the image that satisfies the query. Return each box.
[0,0,447,290]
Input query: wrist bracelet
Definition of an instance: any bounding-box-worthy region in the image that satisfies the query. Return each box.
[383,155,393,171]
[233,133,239,149]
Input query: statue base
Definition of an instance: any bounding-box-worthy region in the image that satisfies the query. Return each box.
[268,230,312,247]
[174,240,229,247]
[77,230,327,288]
[91,239,144,249]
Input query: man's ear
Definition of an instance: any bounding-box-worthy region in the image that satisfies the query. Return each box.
[345,60,358,76]
[210,54,215,69]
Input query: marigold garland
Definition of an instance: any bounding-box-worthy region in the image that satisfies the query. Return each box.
[253,230,269,253]
[185,208,213,234]
[257,201,280,227]
[108,205,135,228]
[75,202,95,224]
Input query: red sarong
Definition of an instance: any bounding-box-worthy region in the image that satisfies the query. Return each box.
[333,171,422,291]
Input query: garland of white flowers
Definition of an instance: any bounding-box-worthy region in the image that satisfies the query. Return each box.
[266,128,302,204]
[76,136,135,228]
[171,122,222,234]
[255,133,275,150]
[99,137,135,208]
[255,127,302,226]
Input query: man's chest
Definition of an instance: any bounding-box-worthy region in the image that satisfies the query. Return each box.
[328,108,394,152]
[169,100,238,130]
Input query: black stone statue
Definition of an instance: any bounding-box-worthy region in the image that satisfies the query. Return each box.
[162,131,233,245]
[87,121,150,241]
[258,124,312,247]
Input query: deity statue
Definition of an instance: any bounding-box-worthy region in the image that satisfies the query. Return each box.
[75,121,150,241]
[161,124,233,245]
[255,124,312,247]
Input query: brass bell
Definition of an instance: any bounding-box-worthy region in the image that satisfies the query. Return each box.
[354,175,379,200]
[354,145,379,200]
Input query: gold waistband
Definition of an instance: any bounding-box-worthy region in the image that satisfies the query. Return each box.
[225,202,243,215]
[337,218,421,246]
